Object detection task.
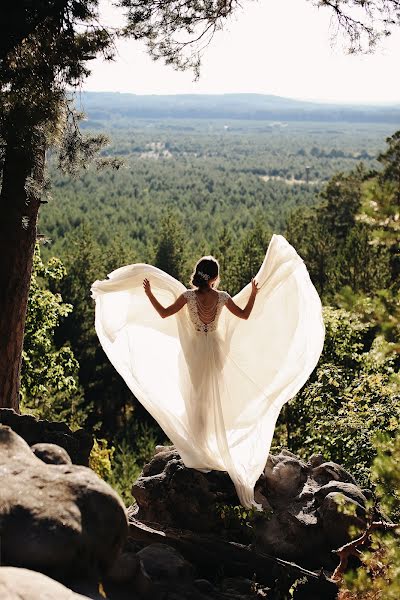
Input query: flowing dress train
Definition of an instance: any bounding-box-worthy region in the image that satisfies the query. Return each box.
[91,234,325,508]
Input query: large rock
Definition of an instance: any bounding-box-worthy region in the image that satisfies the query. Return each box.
[132,446,371,569]
[31,442,73,465]
[137,543,194,583]
[254,451,367,568]
[318,492,367,549]
[0,408,92,465]
[133,447,242,533]
[0,567,90,600]
[264,452,308,498]
[0,425,128,578]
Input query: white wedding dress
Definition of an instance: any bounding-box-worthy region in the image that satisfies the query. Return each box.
[91,234,324,508]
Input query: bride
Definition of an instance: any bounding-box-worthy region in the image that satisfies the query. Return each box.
[91,234,324,508]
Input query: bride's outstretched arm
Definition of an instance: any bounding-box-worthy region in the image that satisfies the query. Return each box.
[226,278,259,320]
[143,278,187,318]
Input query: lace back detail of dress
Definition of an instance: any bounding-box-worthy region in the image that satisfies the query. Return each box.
[184,290,230,333]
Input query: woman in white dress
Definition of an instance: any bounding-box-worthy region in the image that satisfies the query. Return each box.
[91,234,325,508]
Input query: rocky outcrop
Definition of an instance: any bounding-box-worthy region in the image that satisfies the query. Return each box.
[0,408,92,465]
[0,567,90,600]
[132,446,370,570]
[0,425,128,579]
[1,421,367,599]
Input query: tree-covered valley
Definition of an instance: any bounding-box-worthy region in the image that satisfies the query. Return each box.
[41,100,396,261]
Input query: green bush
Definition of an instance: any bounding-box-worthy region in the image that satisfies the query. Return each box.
[275,308,400,487]
[339,434,400,600]
[21,245,86,429]
[89,437,114,481]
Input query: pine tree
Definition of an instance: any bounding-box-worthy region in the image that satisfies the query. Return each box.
[154,213,190,283]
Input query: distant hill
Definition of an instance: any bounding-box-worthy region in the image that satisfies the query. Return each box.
[77,91,400,124]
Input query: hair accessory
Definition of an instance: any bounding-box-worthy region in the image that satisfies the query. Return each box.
[197,270,210,281]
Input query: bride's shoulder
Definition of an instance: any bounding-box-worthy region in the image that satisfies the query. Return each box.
[183,289,194,298]
[218,290,231,302]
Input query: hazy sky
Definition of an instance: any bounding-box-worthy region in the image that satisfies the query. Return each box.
[83,0,400,103]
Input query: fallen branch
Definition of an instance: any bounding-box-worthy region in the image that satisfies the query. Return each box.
[332,519,399,581]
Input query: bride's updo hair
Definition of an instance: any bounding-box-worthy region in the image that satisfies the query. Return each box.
[190,256,220,289]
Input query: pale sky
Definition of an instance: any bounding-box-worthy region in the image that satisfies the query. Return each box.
[83,0,400,104]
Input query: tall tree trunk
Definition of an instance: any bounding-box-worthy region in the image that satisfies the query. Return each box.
[0,126,45,411]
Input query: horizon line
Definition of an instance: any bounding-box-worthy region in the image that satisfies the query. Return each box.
[78,89,400,107]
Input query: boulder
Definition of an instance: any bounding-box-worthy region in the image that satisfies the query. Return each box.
[105,551,139,584]
[0,567,90,600]
[137,543,194,583]
[264,453,308,499]
[128,516,338,599]
[315,481,368,507]
[131,544,208,600]
[318,492,366,548]
[255,454,367,568]
[254,507,325,563]
[312,461,357,486]
[0,425,128,579]
[31,442,72,465]
[132,448,238,533]
[0,408,92,465]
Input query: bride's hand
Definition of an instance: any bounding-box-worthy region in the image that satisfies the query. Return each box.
[251,278,259,295]
[143,278,151,296]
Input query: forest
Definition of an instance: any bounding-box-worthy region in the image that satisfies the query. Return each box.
[41,108,395,258]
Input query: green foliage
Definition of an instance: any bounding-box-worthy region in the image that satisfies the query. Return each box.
[154,212,191,282]
[336,131,400,353]
[214,503,270,545]
[371,434,400,519]
[0,0,115,181]
[105,420,163,506]
[359,178,400,254]
[89,438,115,481]
[21,245,83,426]
[41,119,393,265]
[339,434,400,600]
[106,440,141,507]
[55,223,137,433]
[275,308,400,487]
[88,417,163,506]
[225,222,272,294]
[286,166,391,301]
[216,503,257,530]
[337,286,400,354]
[377,130,400,191]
